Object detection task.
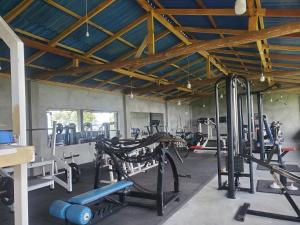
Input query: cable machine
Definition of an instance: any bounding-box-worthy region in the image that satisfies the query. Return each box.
[215,74,254,199]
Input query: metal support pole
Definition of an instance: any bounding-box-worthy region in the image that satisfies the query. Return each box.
[246,81,254,193]
[226,75,235,199]
[215,82,222,189]
[257,93,265,160]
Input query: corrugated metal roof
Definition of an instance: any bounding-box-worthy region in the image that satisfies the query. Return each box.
[91,1,145,33]
[11,1,76,40]
[0,0,299,95]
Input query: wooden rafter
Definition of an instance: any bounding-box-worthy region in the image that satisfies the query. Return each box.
[26,0,115,63]
[134,36,148,58]
[147,10,155,55]
[176,27,245,35]
[3,0,33,23]
[154,8,300,17]
[195,0,248,76]
[137,0,228,76]
[85,15,147,57]
[45,0,135,49]
[33,20,300,78]
[248,0,269,73]
[267,44,300,52]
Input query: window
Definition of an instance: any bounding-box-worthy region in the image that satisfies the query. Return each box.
[83,111,118,131]
[46,110,118,145]
[47,110,79,131]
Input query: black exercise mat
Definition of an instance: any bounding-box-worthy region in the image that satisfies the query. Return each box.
[0,152,217,225]
[256,180,300,196]
[256,164,300,172]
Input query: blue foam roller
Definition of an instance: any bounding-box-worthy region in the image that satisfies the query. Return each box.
[66,205,92,225]
[49,200,71,220]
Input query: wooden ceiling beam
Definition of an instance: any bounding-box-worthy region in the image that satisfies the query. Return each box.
[85,15,147,57]
[147,11,155,55]
[195,0,248,76]
[3,0,33,23]
[45,0,135,49]
[154,8,300,17]
[33,20,300,78]
[134,36,148,59]
[224,63,260,71]
[96,74,124,88]
[27,0,115,63]
[154,8,251,16]
[210,49,258,57]
[50,0,115,46]
[268,44,300,52]
[137,0,228,76]
[272,63,300,70]
[176,27,245,35]
[248,0,270,73]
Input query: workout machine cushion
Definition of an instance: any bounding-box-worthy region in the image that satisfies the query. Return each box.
[68,180,133,205]
[282,146,296,152]
[49,200,71,220]
[66,205,92,225]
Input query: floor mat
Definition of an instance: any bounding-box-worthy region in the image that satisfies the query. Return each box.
[256,180,300,196]
[256,164,300,172]
[0,152,217,225]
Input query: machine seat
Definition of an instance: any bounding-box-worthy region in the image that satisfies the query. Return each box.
[282,146,296,152]
[68,180,133,205]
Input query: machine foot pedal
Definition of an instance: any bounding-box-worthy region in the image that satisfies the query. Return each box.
[235,203,250,222]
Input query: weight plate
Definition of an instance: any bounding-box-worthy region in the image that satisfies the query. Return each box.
[0,177,14,206]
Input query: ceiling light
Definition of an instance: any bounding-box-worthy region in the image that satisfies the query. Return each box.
[220,93,223,99]
[130,91,134,99]
[235,0,247,15]
[270,98,273,103]
[202,104,206,108]
[187,80,192,89]
[85,0,90,38]
[177,100,181,106]
[260,72,265,82]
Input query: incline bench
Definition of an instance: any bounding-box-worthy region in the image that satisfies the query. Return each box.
[49,180,133,225]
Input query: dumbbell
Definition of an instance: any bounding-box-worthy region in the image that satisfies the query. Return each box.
[0,176,14,206]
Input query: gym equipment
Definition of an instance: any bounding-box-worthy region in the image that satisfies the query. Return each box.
[49,180,133,225]
[0,131,13,144]
[145,120,160,135]
[94,132,183,216]
[215,74,254,199]
[51,121,81,192]
[187,117,227,152]
[0,130,55,194]
[0,175,14,206]
[235,155,300,223]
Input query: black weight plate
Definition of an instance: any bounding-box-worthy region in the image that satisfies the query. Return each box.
[0,177,14,206]
[65,163,81,184]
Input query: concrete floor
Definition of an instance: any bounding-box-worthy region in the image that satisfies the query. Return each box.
[163,151,300,225]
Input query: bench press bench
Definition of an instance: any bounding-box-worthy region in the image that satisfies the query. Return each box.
[49,180,133,225]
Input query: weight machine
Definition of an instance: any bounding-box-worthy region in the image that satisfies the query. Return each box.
[94,133,184,216]
[215,74,254,199]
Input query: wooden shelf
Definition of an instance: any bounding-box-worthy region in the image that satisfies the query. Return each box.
[0,145,35,167]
